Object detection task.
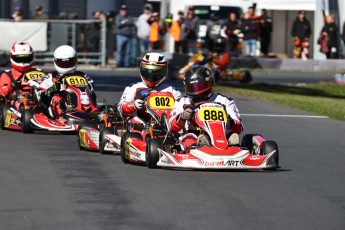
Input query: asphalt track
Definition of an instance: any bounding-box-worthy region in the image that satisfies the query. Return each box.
[1,70,345,230]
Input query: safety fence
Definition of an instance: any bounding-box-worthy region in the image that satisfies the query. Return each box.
[0,19,107,67]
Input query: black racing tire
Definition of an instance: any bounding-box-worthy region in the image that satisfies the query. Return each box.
[120,132,143,164]
[21,109,34,133]
[241,134,261,153]
[146,138,163,169]
[99,126,116,154]
[0,105,11,130]
[261,140,279,168]
[77,121,98,150]
[240,70,252,83]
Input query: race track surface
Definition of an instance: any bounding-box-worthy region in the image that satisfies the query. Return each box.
[1,71,345,230]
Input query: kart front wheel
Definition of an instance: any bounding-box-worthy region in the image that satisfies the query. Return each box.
[21,109,34,133]
[261,141,279,168]
[99,126,116,154]
[0,105,11,130]
[146,138,163,169]
[120,132,142,164]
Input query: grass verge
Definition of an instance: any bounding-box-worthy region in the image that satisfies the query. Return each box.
[216,83,345,121]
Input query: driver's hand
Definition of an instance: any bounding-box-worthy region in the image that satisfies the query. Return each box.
[181,107,193,121]
[134,99,145,110]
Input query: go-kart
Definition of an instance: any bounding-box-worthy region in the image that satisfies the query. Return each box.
[101,91,175,164]
[178,52,252,83]
[29,74,99,132]
[0,69,46,133]
[77,102,124,154]
[146,102,279,170]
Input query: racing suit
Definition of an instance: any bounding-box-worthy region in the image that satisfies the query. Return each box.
[0,68,44,110]
[118,82,182,125]
[37,71,95,117]
[169,93,243,149]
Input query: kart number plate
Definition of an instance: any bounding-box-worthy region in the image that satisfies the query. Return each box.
[148,96,174,109]
[4,110,12,128]
[24,71,45,81]
[79,129,86,147]
[65,76,87,86]
[198,108,227,122]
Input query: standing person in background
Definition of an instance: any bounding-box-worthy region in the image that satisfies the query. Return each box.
[136,4,152,54]
[206,13,224,52]
[170,11,187,54]
[115,5,134,68]
[241,12,258,56]
[147,12,167,50]
[32,5,49,20]
[320,15,339,59]
[291,10,312,59]
[185,9,199,54]
[224,12,241,57]
[12,7,23,21]
[258,9,272,56]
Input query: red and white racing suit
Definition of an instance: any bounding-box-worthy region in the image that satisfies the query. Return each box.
[37,71,95,117]
[0,68,43,110]
[118,82,182,122]
[169,93,243,149]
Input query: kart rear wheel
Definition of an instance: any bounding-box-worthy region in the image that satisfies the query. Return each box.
[261,140,279,168]
[120,132,143,164]
[0,105,11,130]
[240,71,252,83]
[99,126,116,154]
[77,122,98,150]
[146,138,163,169]
[21,109,34,133]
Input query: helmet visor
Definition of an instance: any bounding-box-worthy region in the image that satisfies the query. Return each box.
[140,64,167,83]
[55,56,77,68]
[185,81,213,95]
[11,53,34,64]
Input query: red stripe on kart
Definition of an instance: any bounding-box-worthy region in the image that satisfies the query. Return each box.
[241,154,267,166]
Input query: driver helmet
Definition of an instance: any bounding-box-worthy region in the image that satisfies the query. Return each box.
[183,65,215,102]
[10,41,34,72]
[140,52,168,88]
[213,36,227,53]
[54,45,77,75]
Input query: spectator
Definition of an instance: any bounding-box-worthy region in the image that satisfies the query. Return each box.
[291,10,311,59]
[185,9,199,54]
[241,12,259,56]
[12,7,23,21]
[170,11,187,54]
[147,12,167,50]
[86,10,102,53]
[320,15,339,59]
[115,5,134,67]
[206,13,224,52]
[224,12,241,57]
[106,11,116,60]
[258,9,272,56]
[136,4,152,54]
[32,5,49,20]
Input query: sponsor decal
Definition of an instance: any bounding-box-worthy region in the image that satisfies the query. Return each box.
[57,117,67,124]
[79,129,86,147]
[4,110,12,128]
[204,161,224,166]
[224,160,240,166]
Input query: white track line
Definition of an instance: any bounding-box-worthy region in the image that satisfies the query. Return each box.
[241,114,328,118]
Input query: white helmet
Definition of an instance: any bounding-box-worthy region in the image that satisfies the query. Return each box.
[10,41,34,72]
[140,52,168,88]
[54,45,77,75]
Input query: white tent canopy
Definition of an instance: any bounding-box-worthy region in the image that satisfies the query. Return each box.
[254,0,316,11]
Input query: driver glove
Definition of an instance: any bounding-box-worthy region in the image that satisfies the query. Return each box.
[134,99,145,110]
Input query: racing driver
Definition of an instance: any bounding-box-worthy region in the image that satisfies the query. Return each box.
[169,65,243,149]
[118,52,181,123]
[0,41,44,109]
[36,45,96,118]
